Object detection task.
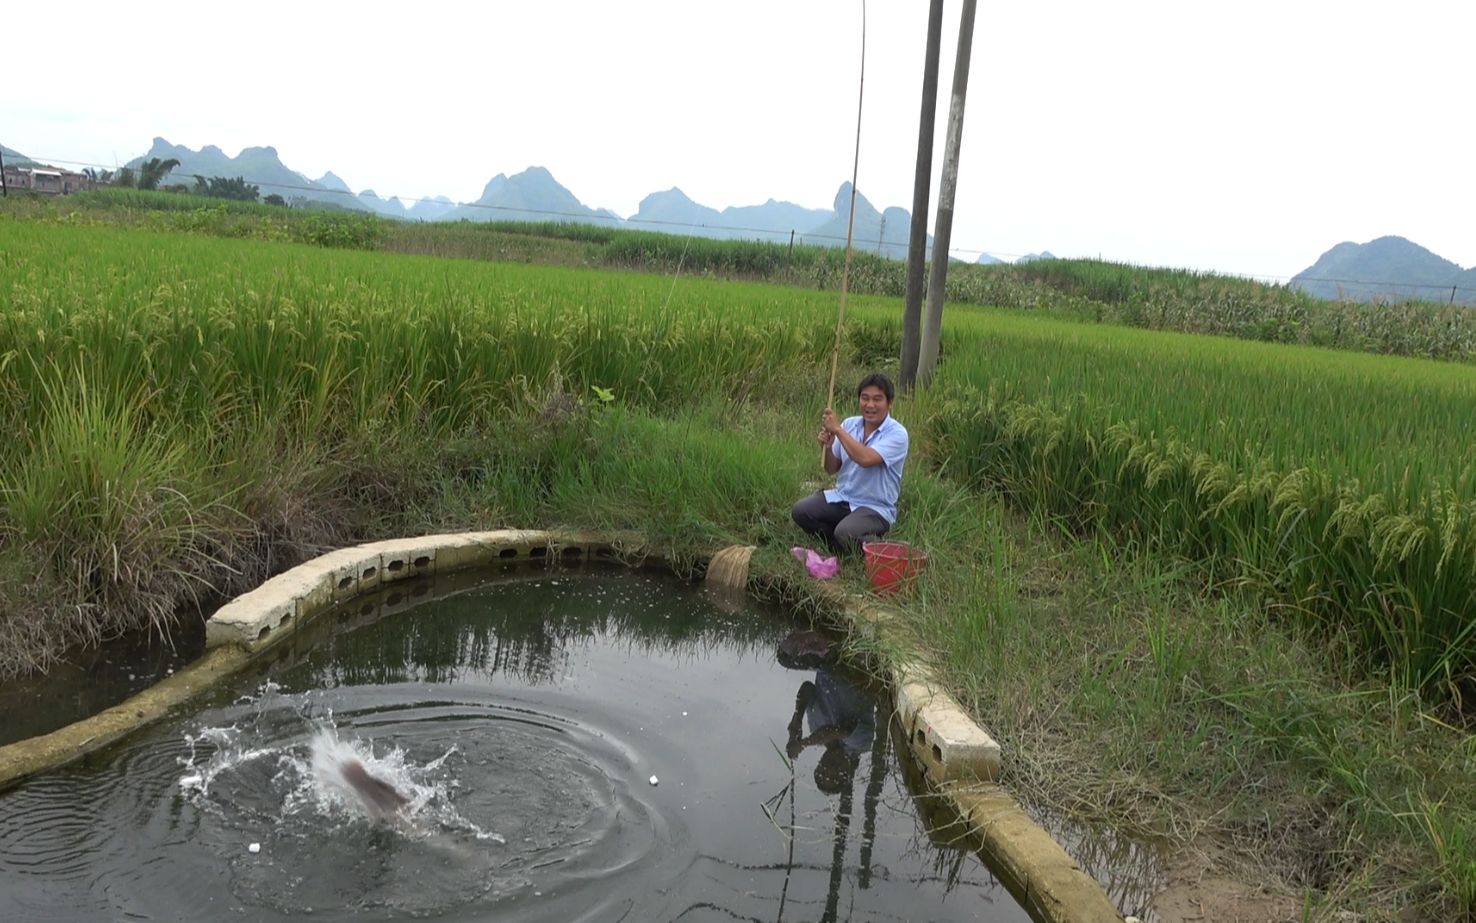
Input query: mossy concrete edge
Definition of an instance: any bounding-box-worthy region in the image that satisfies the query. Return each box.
[0,528,641,792]
[204,529,644,651]
[0,645,254,791]
[802,578,1123,923]
[0,531,1122,923]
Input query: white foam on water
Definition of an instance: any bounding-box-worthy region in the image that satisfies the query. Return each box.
[304,724,506,844]
[175,683,503,844]
[306,725,418,816]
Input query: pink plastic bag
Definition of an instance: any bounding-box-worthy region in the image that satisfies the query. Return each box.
[790,546,839,580]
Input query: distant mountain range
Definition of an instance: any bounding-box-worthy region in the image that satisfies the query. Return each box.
[796,183,917,260]
[1291,237,1476,306]
[50,139,1476,299]
[124,138,368,211]
[442,166,622,226]
[305,169,453,221]
[110,138,950,258]
[628,187,831,244]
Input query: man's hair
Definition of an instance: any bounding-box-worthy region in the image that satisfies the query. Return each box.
[857,372,895,403]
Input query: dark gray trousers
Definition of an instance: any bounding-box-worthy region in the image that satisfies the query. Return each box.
[791,491,890,554]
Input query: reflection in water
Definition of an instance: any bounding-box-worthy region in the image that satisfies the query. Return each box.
[785,668,876,791]
[776,630,892,923]
[267,565,787,690]
[0,617,204,746]
[1,567,1038,923]
[1027,800,1165,919]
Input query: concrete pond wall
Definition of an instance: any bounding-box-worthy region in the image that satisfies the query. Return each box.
[0,528,1125,923]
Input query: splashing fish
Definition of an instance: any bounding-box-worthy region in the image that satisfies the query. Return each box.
[337,757,411,820]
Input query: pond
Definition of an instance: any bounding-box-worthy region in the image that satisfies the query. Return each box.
[0,564,1032,922]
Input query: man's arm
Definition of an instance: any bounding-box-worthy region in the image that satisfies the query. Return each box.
[819,428,841,474]
[823,409,884,467]
[787,681,817,758]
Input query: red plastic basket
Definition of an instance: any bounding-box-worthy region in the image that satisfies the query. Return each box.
[862,541,928,594]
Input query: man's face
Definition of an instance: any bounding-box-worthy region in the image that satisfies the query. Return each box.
[858,386,890,426]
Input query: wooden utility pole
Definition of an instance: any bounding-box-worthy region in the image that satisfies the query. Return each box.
[0,146,8,198]
[917,0,977,385]
[899,0,945,389]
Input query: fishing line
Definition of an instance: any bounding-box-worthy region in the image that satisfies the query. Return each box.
[826,0,867,411]
[659,221,699,313]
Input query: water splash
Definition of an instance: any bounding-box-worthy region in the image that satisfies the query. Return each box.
[177,683,504,844]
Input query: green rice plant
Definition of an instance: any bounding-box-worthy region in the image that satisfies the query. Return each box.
[19,191,1476,364]
[0,219,844,436]
[0,217,865,663]
[67,187,285,215]
[963,258,1476,362]
[2,189,385,251]
[915,308,1476,695]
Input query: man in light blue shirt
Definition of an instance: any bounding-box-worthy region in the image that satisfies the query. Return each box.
[791,372,909,554]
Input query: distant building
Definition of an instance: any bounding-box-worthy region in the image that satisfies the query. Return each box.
[29,169,63,193]
[2,165,92,195]
[0,164,28,190]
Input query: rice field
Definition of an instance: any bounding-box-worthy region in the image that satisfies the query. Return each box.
[0,219,845,438]
[0,217,874,669]
[5,213,1476,693]
[5,209,1476,914]
[920,308,1476,691]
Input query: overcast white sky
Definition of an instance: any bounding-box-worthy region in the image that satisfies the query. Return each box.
[6,0,1471,279]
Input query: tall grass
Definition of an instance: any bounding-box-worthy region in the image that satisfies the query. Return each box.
[383,224,1476,363]
[67,187,289,215]
[918,308,1476,694]
[980,258,1476,362]
[0,218,871,672]
[6,214,1475,690]
[891,502,1476,919]
[0,220,840,432]
[383,219,914,292]
[6,188,384,249]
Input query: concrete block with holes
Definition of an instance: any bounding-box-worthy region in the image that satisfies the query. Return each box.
[289,559,338,621]
[357,538,439,583]
[892,664,1002,783]
[433,530,553,571]
[313,547,379,602]
[205,572,303,649]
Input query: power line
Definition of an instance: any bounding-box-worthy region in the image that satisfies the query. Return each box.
[9,150,1474,300]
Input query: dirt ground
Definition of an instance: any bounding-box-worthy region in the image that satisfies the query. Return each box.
[1149,874,1306,923]
[1143,843,1334,923]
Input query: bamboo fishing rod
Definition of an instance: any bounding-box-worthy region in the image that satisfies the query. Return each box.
[826,0,867,412]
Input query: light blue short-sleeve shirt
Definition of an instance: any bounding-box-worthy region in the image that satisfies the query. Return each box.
[823,414,909,524]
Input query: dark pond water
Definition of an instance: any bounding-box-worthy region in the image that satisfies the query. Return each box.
[0,613,206,747]
[0,564,1032,922]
